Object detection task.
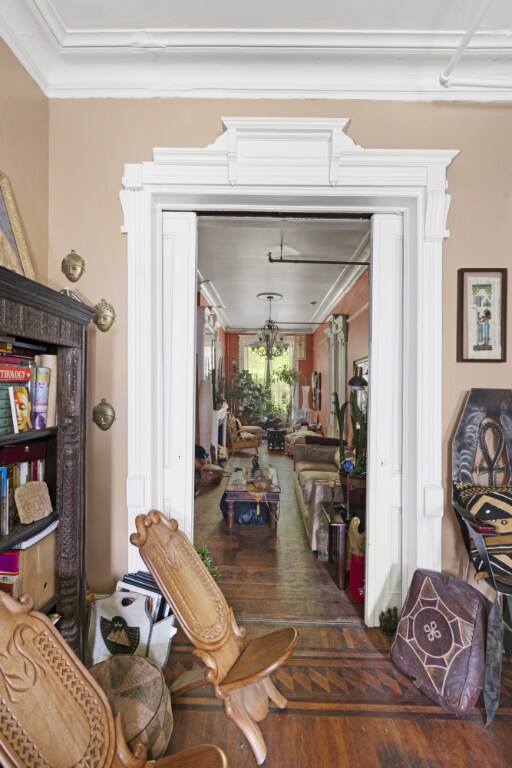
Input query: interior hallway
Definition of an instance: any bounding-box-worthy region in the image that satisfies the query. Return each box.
[164,446,512,767]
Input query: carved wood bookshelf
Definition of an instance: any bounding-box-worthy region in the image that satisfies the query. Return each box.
[0,265,94,658]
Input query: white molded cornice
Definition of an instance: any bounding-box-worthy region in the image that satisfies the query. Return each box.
[1,2,512,100]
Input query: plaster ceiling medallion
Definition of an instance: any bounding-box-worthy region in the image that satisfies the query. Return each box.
[0,1,512,99]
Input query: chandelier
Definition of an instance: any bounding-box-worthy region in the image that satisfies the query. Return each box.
[249,294,289,361]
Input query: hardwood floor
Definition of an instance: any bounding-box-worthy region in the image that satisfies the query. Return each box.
[164,446,512,767]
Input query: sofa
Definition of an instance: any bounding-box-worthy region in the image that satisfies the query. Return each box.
[293,441,343,550]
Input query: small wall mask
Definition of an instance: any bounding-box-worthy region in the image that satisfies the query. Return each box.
[92,399,116,431]
[61,249,85,282]
[93,298,117,333]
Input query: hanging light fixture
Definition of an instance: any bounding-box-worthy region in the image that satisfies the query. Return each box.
[249,293,289,360]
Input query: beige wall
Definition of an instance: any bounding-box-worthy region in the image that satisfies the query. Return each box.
[0,41,48,281]
[0,72,505,590]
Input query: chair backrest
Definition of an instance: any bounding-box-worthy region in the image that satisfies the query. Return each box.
[131,511,247,684]
[452,388,512,489]
[0,592,130,768]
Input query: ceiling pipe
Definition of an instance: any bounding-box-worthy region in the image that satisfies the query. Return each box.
[268,251,369,266]
[439,0,512,90]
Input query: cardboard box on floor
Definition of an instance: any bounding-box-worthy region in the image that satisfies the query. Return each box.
[0,523,56,609]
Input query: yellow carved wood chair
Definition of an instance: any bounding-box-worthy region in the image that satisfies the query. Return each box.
[130,511,298,766]
[0,591,228,768]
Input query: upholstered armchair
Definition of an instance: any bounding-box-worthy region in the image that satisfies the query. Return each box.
[226,413,260,456]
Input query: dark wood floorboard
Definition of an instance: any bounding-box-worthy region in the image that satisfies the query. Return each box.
[163,446,512,767]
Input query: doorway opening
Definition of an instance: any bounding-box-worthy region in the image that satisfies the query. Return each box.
[194,213,371,621]
[121,117,457,625]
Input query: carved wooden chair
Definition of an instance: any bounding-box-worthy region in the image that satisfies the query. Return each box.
[0,591,228,768]
[130,511,299,765]
[226,413,260,457]
[451,388,512,723]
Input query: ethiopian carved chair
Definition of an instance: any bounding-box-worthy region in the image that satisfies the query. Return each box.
[130,510,298,765]
[451,388,512,722]
[0,591,228,768]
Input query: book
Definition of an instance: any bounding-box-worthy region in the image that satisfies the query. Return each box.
[0,364,32,384]
[0,466,8,536]
[8,385,33,433]
[32,366,50,430]
[37,355,57,427]
[12,518,59,549]
[115,581,162,621]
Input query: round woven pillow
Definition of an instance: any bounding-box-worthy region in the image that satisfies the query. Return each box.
[89,655,173,759]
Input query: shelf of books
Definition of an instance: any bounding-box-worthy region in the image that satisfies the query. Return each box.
[0,265,94,658]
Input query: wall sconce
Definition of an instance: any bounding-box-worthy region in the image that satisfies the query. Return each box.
[93,298,117,332]
[92,399,116,431]
[61,249,85,282]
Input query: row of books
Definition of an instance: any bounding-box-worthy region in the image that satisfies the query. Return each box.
[0,335,57,436]
[0,441,46,536]
[116,570,172,622]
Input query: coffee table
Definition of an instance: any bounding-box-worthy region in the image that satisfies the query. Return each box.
[222,465,280,529]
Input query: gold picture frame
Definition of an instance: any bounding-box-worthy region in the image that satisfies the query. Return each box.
[0,171,35,279]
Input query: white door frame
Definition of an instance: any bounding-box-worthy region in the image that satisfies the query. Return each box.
[121,118,458,626]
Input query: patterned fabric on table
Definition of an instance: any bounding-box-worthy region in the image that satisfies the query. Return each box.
[453,482,512,583]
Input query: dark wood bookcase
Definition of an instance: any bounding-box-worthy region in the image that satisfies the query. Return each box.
[0,265,94,657]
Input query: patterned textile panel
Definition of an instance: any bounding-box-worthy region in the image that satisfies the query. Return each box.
[469,532,512,585]
[453,483,512,533]
[453,483,512,581]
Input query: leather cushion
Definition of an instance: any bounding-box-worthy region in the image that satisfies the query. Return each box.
[90,655,173,760]
[391,569,490,715]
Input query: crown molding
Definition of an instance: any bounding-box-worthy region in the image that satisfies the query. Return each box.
[2,2,512,100]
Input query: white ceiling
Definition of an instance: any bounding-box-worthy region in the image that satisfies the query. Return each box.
[197,216,370,332]
[1,0,512,99]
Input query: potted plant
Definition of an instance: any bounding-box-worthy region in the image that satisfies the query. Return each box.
[333,389,367,514]
[333,390,367,474]
[225,367,270,425]
[272,365,302,424]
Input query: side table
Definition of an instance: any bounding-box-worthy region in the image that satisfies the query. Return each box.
[320,504,348,590]
[267,427,287,451]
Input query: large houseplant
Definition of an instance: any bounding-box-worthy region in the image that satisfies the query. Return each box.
[272,365,302,424]
[225,367,272,424]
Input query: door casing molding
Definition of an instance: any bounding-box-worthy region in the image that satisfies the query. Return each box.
[121,117,458,625]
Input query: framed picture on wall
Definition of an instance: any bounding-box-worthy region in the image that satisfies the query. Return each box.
[295,334,305,360]
[0,172,35,279]
[457,268,507,362]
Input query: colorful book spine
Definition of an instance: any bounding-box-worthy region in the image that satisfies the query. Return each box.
[33,366,50,430]
[8,385,33,434]
[0,364,32,384]
[37,355,57,427]
[0,467,8,536]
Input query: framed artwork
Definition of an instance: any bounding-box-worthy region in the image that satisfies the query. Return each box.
[457,268,507,362]
[353,356,369,415]
[295,334,305,360]
[0,171,35,279]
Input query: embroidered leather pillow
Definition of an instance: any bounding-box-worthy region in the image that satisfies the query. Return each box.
[391,569,490,715]
[453,483,512,533]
